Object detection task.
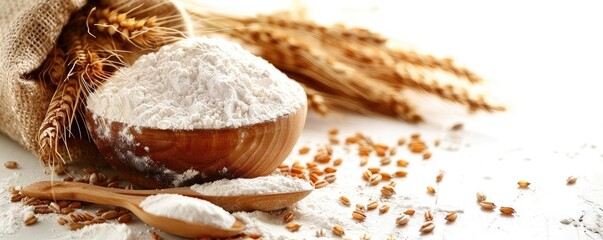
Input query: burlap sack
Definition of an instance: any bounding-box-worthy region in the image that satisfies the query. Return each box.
[0,0,192,164]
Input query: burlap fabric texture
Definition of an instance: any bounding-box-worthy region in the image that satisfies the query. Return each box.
[0,0,192,164]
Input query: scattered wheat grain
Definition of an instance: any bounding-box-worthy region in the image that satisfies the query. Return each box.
[499,206,516,215]
[445,212,457,222]
[396,214,410,225]
[567,176,577,184]
[419,221,435,233]
[479,201,496,210]
[332,225,345,236]
[339,196,351,206]
[283,212,294,223]
[517,181,530,188]
[4,161,18,169]
[285,223,301,232]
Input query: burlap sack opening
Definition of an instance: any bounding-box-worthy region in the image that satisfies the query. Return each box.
[0,0,192,165]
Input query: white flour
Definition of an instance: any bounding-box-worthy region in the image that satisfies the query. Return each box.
[166,168,200,187]
[87,37,306,130]
[233,178,462,239]
[139,194,235,229]
[191,175,313,196]
[229,139,466,239]
[64,223,134,240]
[0,173,33,236]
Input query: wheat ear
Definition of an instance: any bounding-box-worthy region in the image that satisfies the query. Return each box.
[196,16,423,121]
[37,76,82,171]
[86,5,184,50]
[37,13,121,172]
[238,14,482,84]
[186,11,502,120]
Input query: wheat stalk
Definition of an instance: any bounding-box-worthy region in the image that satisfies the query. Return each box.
[37,76,82,171]
[35,47,66,87]
[233,14,483,84]
[37,13,122,172]
[185,10,502,121]
[86,3,184,50]
[299,83,329,115]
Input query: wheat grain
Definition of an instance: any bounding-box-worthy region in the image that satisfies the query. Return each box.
[24,214,38,226]
[339,196,351,206]
[419,221,435,233]
[381,185,395,198]
[101,210,118,220]
[352,210,366,222]
[324,173,337,183]
[283,212,294,223]
[332,225,345,236]
[517,181,530,188]
[424,211,433,221]
[445,212,457,222]
[367,201,378,210]
[333,158,343,166]
[436,170,445,182]
[479,201,496,210]
[499,207,516,215]
[369,174,382,185]
[476,192,487,202]
[379,204,390,214]
[404,209,416,216]
[566,176,577,184]
[396,214,410,225]
[4,161,18,169]
[285,223,301,232]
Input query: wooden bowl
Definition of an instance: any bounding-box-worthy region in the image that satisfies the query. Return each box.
[85,106,307,188]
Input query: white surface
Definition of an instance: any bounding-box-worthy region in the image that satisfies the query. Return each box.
[2,0,603,239]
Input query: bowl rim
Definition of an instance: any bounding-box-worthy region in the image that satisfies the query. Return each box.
[85,104,307,133]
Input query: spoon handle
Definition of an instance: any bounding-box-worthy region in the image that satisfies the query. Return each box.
[21,181,139,207]
[108,186,201,197]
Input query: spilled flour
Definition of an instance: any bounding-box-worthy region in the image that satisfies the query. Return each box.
[0,173,33,236]
[63,223,134,240]
[191,175,313,196]
[227,138,467,239]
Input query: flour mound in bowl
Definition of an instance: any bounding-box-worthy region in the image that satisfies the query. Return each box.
[87,37,306,130]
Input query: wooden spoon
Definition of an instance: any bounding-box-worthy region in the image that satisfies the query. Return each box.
[21,181,245,238]
[24,181,313,212]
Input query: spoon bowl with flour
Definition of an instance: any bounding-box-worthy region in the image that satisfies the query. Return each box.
[85,37,307,188]
[21,181,245,238]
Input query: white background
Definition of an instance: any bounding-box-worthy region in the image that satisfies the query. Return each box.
[2,0,603,239]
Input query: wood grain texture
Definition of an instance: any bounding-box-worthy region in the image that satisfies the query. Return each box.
[85,105,307,188]
[23,181,312,212]
[21,181,245,238]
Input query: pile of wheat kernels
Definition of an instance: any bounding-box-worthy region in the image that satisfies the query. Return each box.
[8,167,135,231]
